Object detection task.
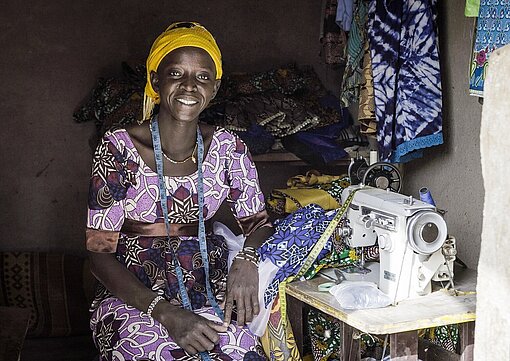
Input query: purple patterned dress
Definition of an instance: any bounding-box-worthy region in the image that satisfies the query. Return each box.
[86,127,269,361]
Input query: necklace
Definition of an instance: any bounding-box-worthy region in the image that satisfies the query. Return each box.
[149,121,198,164]
[162,143,197,164]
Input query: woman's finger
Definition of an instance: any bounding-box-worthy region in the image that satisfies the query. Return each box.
[251,291,260,317]
[189,337,209,354]
[236,292,246,326]
[202,321,221,344]
[223,292,234,326]
[210,322,228,333]
[184,344,198,356]
[195,331,216,352]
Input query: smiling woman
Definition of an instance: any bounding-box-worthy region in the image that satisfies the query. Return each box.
[85,22,273,361]
[150,47,221,129]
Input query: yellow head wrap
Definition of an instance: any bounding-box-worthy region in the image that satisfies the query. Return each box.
[142,22,223,122]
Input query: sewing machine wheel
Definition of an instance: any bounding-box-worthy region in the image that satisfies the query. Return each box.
[407,210,448,255]
[348,158,369,185]
[362,162,402,192]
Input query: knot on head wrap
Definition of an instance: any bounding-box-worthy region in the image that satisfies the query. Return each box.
[142,22,223,122]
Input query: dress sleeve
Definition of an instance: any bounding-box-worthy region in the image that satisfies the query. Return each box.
[86,132,139,253]
[225,133,271,237]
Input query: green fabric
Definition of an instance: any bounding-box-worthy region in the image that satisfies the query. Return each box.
[308,309,382,360]
[422,325,460,353]
[308,309,343,361]
[465,0,480,17]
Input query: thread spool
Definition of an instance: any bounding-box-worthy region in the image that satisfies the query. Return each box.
[369,150,378,165]
[419,187,436,206]
[318,282,336,292]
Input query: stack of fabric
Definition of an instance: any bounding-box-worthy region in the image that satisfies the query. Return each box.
[74,63,369,166]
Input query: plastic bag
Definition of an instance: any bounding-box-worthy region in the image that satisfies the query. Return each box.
[329,281,391,310]
[212,221,245,269]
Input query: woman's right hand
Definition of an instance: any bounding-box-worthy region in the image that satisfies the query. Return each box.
[155,302,228,355]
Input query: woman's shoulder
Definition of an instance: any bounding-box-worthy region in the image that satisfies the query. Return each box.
[102,126,131,143]
[211,125,241,143]
[102,123,151,151]
[210,126,251,158]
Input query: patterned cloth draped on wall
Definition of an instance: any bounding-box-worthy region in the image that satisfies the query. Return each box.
[469,0,510,97]
[367,0,444,163]
[320,0,348,65]
[337,0,444,162]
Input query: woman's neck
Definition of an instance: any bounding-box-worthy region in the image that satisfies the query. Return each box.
[156,115,198,156]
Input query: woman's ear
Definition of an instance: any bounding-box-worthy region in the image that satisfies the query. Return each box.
[150,71,159,94]
[211,79,221,100]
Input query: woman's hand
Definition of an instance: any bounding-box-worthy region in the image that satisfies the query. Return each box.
[156,303,227,355]
[223,259,259,326]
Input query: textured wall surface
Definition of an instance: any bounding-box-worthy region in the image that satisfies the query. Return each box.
[403,1,484,268]
[0,0,336,255]
[475,44,510,361]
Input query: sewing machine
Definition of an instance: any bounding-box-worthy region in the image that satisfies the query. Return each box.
[339,184,454,304]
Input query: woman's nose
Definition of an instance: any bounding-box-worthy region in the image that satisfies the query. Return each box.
[180,76,197,91]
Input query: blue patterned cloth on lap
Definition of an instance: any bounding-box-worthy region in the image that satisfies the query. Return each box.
[368,0,443,163]
[259,204,335,307]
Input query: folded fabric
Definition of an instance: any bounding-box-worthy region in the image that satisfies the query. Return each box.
[282,122,367,167]
[237,123,275,155]
[267,188,340,215]
[286,170,344,188]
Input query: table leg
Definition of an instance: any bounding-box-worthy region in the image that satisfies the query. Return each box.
[287,294,305,356]
[459,322,475,361]
[390,330,419,361]
[342,323,359,361]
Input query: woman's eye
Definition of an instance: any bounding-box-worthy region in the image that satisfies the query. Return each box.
[197,74,210,81]
[169,70,181,77]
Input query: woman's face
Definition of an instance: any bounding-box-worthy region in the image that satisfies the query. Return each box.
[151,46,221,123]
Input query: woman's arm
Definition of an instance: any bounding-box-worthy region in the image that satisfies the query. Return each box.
[223,225,274,326]
[88,251,226,354]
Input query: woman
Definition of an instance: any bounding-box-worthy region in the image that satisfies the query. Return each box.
[86,22,273,361]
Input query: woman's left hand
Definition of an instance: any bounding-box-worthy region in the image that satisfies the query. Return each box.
[223,259,259,327]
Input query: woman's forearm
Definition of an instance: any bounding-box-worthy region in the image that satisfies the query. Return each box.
[243,225,274,249]
[88,251,178,323]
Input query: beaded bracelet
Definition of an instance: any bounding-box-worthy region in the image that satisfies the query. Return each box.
[234,246,260,268]
[146,295,165,318]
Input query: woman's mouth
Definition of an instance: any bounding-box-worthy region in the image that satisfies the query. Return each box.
[176,98,199,106]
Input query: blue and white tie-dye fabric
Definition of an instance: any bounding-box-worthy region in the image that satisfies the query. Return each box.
[368,0,444,163]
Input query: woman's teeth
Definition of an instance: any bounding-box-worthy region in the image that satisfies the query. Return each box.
[177,98,198,105]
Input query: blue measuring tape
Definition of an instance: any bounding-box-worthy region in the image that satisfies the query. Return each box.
[150,116,223,360]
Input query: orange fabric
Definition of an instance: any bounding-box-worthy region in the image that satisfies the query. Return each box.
[120,219,202,237]
[87,220,213,253]
[86,228,119,253]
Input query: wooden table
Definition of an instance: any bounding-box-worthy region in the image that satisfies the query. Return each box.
[285,268,476,361]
